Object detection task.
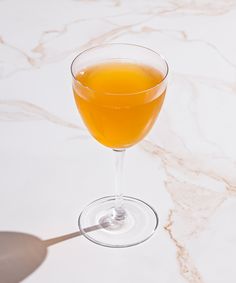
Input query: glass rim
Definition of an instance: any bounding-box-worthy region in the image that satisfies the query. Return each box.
[71,43,169,95]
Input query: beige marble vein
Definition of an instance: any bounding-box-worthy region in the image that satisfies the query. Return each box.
[138,0,236,17]
[163,174,227,282]
[1,0,235,80]
[142,141,236,191]
[0,36,35,66]
[0,24,133,79]
[141,139,234,282]
[0,36,37,77]
[114,25,236,73]
[0,100,81,130]
[166,0,236,16]
[174,72,236,97]
[165,210,204,283]
[142,138,230,281]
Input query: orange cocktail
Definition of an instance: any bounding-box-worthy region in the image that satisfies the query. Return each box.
[73,61,165,148]
[71,44,169,248]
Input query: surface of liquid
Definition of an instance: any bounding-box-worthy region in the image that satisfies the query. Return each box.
[73,62,166,148]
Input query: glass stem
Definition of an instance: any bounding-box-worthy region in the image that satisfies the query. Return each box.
[113,149,126,220]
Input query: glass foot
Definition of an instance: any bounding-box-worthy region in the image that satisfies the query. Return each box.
[78,196,158,248]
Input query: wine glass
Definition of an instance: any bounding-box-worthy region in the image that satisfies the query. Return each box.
[71,43,168,248]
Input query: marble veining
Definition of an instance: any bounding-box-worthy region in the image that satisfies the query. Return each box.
[1,0,236,282]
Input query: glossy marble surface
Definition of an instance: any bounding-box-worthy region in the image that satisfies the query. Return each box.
[1,0,236,282]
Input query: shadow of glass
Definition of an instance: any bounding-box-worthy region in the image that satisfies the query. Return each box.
[0,225,101,283]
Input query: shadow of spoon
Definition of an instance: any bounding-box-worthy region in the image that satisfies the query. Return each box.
[0,224,101,283]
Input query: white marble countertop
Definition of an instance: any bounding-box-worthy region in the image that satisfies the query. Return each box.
[1,0,236,282]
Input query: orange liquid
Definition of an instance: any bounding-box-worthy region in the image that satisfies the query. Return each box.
[73,62,166,148]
